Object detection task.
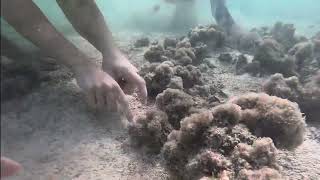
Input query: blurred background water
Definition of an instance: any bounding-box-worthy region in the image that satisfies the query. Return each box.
[1,0,320,51]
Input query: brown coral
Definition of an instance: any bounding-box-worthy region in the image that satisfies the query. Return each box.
[263,72,320,122]
[156,88,195,129]
[174,65,203,88]
[237,167,283,180]
[134,37,150,48]
[144,44,166,62]
[174,47,196,66]
[143,62,175,97]
[301,71,320,121]
[263,73,304,102]
[271,22,298,51]
[205,125,256,155]
[229,93,306,149]
[188,25,226,48]
[212,103,242,127]
[231,138,279,170]
[179,111,213,145]
[253,38,297,76]
[128,110,173,153]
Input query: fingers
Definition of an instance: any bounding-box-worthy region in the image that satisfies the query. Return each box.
[95,87,105,109]
[112,85,133,121]
[130,72,148,104]
[86,89,97,109]
[1,157,22,177]
[102,85,117,112]
[86,81,132,121]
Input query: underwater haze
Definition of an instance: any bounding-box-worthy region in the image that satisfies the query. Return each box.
[3,0,320,33]
[34,0,320,33]
[1,0,319,51]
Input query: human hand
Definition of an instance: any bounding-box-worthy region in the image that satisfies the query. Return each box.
[102,51,147,104]
[1,157,22,178]
[74,63,133,121]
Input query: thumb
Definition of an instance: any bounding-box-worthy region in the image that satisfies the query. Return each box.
[1,157,22,177]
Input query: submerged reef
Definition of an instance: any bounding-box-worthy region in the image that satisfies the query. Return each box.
[263,72,320,122]
[263,73,304,102]
[301,71,320,121]
[237,167,283,180]
[271,22,298,51]
[156,88,195,129]
[1,56,40,101]
[140,61,203,97]
[128,110,173,153]
[288,41,319,80]
[129,21,317,180]
[144,44,166,62]
[142,62,175,97]
[252,38,297,76]
[134,37,150,48]
[229,93,306,150]
[188,24,226,49]
[129,90,305,179]
[174,65,203,88]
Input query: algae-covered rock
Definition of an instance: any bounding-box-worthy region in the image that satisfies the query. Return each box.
[271,22,298,51]
[263,73,304,102]
[144,45,165,62]
[174,65,203,88]
[134,37,150,48]
[156,88,194,129]
[128,110,173,153]
[253,38,297,76]
[188,25,226,48]
[144,62,175,97]
[229,93,306,149]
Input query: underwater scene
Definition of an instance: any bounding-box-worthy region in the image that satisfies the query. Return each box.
[1,0,320,179]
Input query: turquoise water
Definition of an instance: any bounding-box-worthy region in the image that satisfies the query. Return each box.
[1,0,320,52]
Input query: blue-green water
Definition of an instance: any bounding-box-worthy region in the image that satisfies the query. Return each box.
[1,0,320,52]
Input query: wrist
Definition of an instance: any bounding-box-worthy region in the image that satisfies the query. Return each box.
[71,57,97,76]
[102,48,122,62]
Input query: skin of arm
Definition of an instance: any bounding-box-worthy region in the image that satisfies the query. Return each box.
[2,0,133,120]
[56,0,147,103]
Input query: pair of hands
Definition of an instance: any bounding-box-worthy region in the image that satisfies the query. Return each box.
[0,53,146,178]
[74,51,147,121]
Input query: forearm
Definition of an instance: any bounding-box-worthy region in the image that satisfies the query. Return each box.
[2,0,93,71]
[56,0,116,58]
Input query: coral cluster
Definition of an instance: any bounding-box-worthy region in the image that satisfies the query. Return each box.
[263,71,320,122]
[129,22,316,180]
[142,28,221,98]
[301,71,320,121]
[263,73,304,102]
[236,22,318,80]
[140,61,202,97]
[134,37,150,48]
[129,86,305,179]
[174,65,203,88]
[142,62,175,97]
[144,44,166,62]
[288,42,319,80]
[128,110,173,153]
[156,88,195,129]
[271,22,298,51]
[252,38,297,76]
[188,24,226,48]
[229,93,306,150]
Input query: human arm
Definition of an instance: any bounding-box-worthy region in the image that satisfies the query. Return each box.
[56,0,147,103]
[2,0,132,120]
